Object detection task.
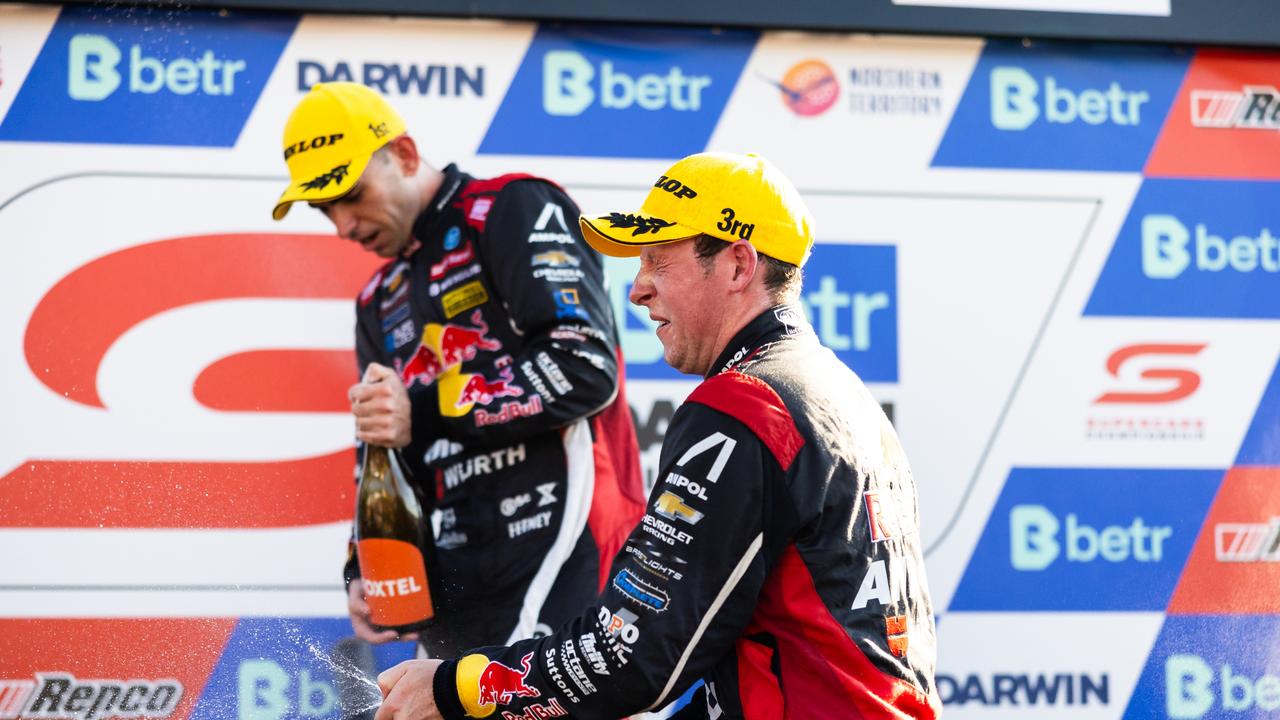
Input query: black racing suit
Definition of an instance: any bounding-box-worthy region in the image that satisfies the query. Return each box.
[347,165,646,657]
[430,304,940,719]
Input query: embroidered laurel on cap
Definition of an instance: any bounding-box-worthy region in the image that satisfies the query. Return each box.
[272,82,408,221]
[579,152,815,266]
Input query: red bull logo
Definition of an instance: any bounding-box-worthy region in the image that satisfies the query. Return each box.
[397,310,503,388]
[398,344,445,389]
[477,652,540,707]
[456,367,524,408]
[437,310,502,367]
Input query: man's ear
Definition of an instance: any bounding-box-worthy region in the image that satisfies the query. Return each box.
[726,240,760,291]
[386,134,420,176]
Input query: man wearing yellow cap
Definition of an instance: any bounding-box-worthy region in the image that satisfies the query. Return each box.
[373,152,941,719]
[274,82,646,659]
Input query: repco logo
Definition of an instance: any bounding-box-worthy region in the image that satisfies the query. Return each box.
[283,133,344,161]
[654,175,697,200]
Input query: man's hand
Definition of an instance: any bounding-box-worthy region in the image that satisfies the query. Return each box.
[351,362,412,448]
[375,659,444,720]
[348,580,418,644]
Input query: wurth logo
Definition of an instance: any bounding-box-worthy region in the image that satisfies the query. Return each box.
[1190,86,1280,130]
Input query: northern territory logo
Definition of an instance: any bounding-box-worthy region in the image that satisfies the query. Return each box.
[0,5,296,146]
[759,60,839,116]
[479,24,757,158]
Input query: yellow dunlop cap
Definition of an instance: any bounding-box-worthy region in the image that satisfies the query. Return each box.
[579,152,815,267]
[272,82,407,220]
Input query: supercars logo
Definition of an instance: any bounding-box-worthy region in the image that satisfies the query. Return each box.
[1094,343,1204,404]
[11,231,381,530]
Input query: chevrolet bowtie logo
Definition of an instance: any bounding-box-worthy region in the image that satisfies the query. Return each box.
[654,491,703,525]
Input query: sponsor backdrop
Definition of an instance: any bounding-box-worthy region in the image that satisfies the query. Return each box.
[1,3,1277,718]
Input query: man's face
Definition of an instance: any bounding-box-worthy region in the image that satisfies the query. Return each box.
[629,239,728,376]
[310,150,419,258]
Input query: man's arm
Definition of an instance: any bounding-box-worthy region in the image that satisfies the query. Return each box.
[380,387,794,719]
[405,180,622,451]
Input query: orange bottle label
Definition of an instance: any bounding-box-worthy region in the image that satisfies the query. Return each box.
[357,538,434,627]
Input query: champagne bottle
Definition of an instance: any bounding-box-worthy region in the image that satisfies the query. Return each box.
[354,443,435,632]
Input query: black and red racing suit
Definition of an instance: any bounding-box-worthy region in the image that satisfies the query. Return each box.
[348,164,646,658]
[430,303,940,719]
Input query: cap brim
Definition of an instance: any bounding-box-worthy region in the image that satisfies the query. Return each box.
[579,212,702,258]
[272,152,374,221]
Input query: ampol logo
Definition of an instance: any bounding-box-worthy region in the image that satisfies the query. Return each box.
[762,60,839,117]
[1085,179,1280,319]
[1147,50,1280,180]
[948,467,1220,611]
[478,24,756,158]
[0,6,294,145]
[932,39,1187,171]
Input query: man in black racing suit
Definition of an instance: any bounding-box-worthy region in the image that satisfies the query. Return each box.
[373,152,941,719]
[272,82,646,658]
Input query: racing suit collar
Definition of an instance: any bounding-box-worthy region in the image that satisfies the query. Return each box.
[409,163,470,254]
[707,302,809,378]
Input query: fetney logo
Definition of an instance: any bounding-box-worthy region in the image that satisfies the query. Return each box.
[1094,343,1204,404]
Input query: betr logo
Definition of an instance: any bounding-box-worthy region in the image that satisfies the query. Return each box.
[67,32,246,101]
[989,65,1149,131]
[542,49,711,117]
[1009,504,1172,570]
[1141,213,1280,279]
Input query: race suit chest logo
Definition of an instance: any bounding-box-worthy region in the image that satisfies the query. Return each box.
[0,673,183,720]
